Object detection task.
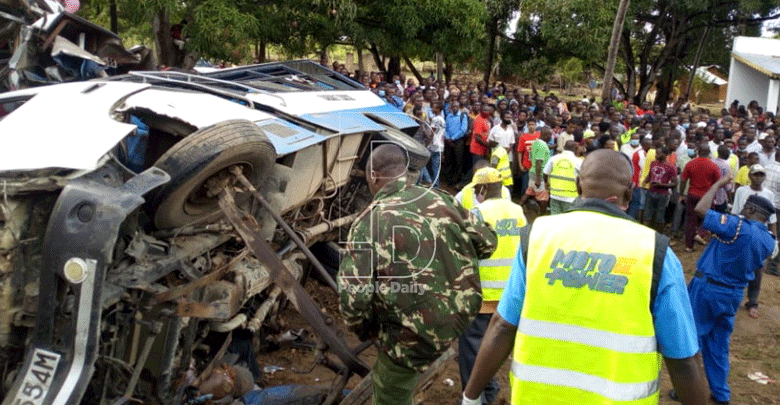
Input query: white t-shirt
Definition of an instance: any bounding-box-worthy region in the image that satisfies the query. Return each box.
[758,150,776,167]
[429,114,445,153]
[732,185,777,224]
[543,151,583,203]
[620,144,641,159]
[488,125,515,160]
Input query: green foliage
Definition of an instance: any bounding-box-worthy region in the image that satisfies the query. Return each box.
[350,0,486,63]
[188,0,258,61]
[557,57,585,87]
[512,0,780,104]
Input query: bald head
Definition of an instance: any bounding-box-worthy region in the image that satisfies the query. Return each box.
[578,150,633,205]
[697,143,710,157]
[369,144,408,177]
[366,143,408,195]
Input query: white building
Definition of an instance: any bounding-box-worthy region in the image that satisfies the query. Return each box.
[725,36,780,114]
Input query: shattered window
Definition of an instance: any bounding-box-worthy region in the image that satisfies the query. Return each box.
[0,97,33,122]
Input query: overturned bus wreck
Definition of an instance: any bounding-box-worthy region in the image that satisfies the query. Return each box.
[0,0,154,92]
[0,60,448,405]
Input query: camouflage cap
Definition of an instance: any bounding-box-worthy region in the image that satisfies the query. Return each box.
[473,167,502,184]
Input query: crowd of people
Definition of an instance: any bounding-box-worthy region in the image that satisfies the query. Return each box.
[365,71,780,264]
[336,67,779,405]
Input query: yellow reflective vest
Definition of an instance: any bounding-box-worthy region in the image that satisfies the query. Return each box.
[476,198,528,311]
[461,184,511,210]
[727,154,738,179]
[510,206,662,405]
[491,146,514,186]
[548,155,579,199]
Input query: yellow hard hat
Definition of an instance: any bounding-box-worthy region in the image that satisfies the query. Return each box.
[472,167,502,184]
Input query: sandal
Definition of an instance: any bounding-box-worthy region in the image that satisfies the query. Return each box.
[685,247,694,253]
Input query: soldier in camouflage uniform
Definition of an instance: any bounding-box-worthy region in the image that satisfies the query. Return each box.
[339,144,498,405]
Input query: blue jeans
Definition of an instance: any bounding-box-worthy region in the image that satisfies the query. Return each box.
[426,151,441,188]
[418,165,432,185]
[643,191,670,226]
[517,171,529,198]
[627,187,646,219]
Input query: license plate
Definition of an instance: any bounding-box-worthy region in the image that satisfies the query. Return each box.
[11,348,61,405]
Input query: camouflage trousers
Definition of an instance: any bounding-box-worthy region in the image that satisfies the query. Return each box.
[371,351,420,405]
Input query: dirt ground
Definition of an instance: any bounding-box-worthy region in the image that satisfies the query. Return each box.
[258,239,780,405]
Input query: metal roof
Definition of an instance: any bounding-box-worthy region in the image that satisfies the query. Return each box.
[732,51,780,79]
[695,66,727,86]
[204,60,364,92]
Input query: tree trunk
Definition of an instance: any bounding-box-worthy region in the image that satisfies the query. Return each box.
[403,54,424,84]
[483,16,498,83]
[356,44,365,76]
[256,39,266,63]
[656,65,676,111]
[601,0,631,103]
[109,0,118,34]
[683,26,710,102]
[369,43,385,73]
[319,45,329,67]
[435,52,443,82]
[152,8,173,67]
[444,57,453,87]
[387,56,401,80]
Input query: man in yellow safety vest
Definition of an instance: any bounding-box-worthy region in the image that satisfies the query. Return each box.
[543,140,582,214]
[488,111,515,188]
[459,166,528,405]
[490,146,514,188]
[456,161,512,210]
[460,150,709,405]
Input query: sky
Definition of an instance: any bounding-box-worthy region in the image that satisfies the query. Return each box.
[506,11,780,39]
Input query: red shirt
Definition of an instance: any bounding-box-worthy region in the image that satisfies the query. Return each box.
[681,157,721,198]
[517,131,540,170]
[470,115,491,156]
[647,160,677,195]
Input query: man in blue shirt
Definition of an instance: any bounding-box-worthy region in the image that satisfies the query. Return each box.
[682,176,775,405]
[443,100,470,186]
[460,150,709,405]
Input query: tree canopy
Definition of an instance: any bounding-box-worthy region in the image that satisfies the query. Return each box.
[78,0,780,105]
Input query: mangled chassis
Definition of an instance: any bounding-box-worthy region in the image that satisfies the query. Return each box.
[0,160,448,405]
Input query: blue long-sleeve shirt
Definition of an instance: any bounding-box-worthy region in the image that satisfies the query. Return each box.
[445,110,468,141]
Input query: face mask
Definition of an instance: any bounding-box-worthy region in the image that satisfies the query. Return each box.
[738,147,747,152]
[682,123,690,129]
[630,139,640,146]
[687,149,696,157]
[378,90,386,97]
[395,80,400,85]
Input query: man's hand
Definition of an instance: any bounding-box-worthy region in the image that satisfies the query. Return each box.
[715,175,733,188]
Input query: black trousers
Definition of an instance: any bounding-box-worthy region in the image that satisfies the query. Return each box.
[443,137,467,185]
[459,313,499,404]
